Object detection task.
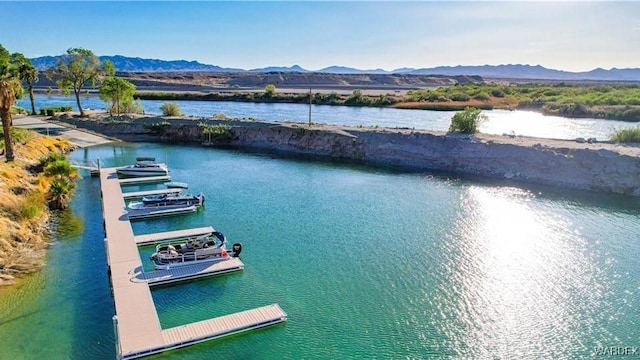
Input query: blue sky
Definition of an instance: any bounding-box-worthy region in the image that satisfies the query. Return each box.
[1,1,638,71]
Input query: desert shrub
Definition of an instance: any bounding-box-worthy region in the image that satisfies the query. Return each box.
[491,89,506,98]
[119,99,145,115]
[264,84,276,97]
[450,93,471,102]
[424,91,442,102]
[11,106,27,114]
[159,102,182,117]
[473,92,491,101]
[20,193,44,220]
[448,107,487,134]
[610,127,640,143]
[39,106,72,116]
[38,152,66,170]
[202,124,232,143]
[375,94,392,106]
[213,112,228,119]
[10,128,29,144]
[144,121,171,133]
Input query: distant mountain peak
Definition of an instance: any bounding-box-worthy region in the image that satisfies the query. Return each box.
[28,55,640,81]
[249,65,309,73]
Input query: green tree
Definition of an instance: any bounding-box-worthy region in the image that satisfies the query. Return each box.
[99,77,136,116]
[448,107,487,134]
[0,44,24,162]
[264,84,276,97]
[10,53,38,115]
[46,48,113,116]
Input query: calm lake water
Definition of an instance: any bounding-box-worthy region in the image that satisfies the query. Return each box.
[1,143,639,359]
[19,95,639,140]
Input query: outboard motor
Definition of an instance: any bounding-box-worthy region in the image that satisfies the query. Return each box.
[232,243,242,257]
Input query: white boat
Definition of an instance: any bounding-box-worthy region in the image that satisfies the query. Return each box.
[140,186,205,208]
[149,232,243,270]
[126,204,197,220]
[117,157,168,178]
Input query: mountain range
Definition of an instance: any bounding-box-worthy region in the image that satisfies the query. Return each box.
[30,55,640,81]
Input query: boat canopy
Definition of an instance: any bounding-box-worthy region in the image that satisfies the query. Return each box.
[136,157,156,162]
[166,182,189,189]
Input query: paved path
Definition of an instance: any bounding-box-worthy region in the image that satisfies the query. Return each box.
[13,115,113,148]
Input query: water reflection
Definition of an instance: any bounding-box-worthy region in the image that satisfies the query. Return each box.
[52,209,84,240]
[435,186,606,358]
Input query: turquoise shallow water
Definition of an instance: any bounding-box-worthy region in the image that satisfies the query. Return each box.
[1,143,640,359]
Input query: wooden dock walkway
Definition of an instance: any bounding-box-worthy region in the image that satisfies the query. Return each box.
[134,226,215,246]
[100,168,286,359]
[122,188,183,199]
[161,304,287,350]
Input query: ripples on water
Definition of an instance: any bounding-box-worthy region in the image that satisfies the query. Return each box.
[0,144,638,359]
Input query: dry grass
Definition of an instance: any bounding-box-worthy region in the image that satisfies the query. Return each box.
[0,130,74,285]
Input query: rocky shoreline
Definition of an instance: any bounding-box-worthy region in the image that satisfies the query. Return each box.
[55,114,640,196]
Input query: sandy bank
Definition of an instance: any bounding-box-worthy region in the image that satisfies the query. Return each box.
[54,113,640,196]
[0,132,75,285]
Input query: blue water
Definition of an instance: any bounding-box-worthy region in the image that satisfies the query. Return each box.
[1,143,639,359]
[19,95,639,140]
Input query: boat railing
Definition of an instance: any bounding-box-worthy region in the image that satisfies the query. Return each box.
[163,248,226,264]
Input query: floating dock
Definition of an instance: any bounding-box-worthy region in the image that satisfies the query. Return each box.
[122,188,184,199]
[100,168,286,360]
[132,258,245,287]
[134,226,215,246]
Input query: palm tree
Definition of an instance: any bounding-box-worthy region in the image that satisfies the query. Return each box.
[48,179,73,210]
[44,159,78,179]
[11,53,38,115]
[45,159,78,209]
[0,44,23,161]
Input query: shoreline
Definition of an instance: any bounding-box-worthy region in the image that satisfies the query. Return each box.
[32,88,640,122]
[53,112,640,196]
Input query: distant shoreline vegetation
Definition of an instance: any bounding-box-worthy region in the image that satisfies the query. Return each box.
[134,83,640,122]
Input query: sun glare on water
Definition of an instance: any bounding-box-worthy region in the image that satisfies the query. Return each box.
[433,186,605,358]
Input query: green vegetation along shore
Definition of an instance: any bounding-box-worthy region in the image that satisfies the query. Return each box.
[135,83,640,121]
[0,130,75,285]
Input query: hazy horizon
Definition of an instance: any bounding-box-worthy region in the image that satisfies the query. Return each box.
[2,1,638,72]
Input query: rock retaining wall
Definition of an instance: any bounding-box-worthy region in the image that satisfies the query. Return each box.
[57,116,640,196]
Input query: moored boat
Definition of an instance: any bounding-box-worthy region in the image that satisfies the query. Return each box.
[128,182,204,210]
[140,189,205,208]
[126,204,198,220]
[117,157,169,178]
[149,232,243,270]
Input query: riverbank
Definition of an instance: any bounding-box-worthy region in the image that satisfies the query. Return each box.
[53,112,640,196]
[131,82,640,121]
[0,131,75,285]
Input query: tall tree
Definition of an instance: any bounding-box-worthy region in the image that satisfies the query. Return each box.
[99,77,136,116]
[0,44,24,162]
[10,53,38,115]
[46,48,113,116]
